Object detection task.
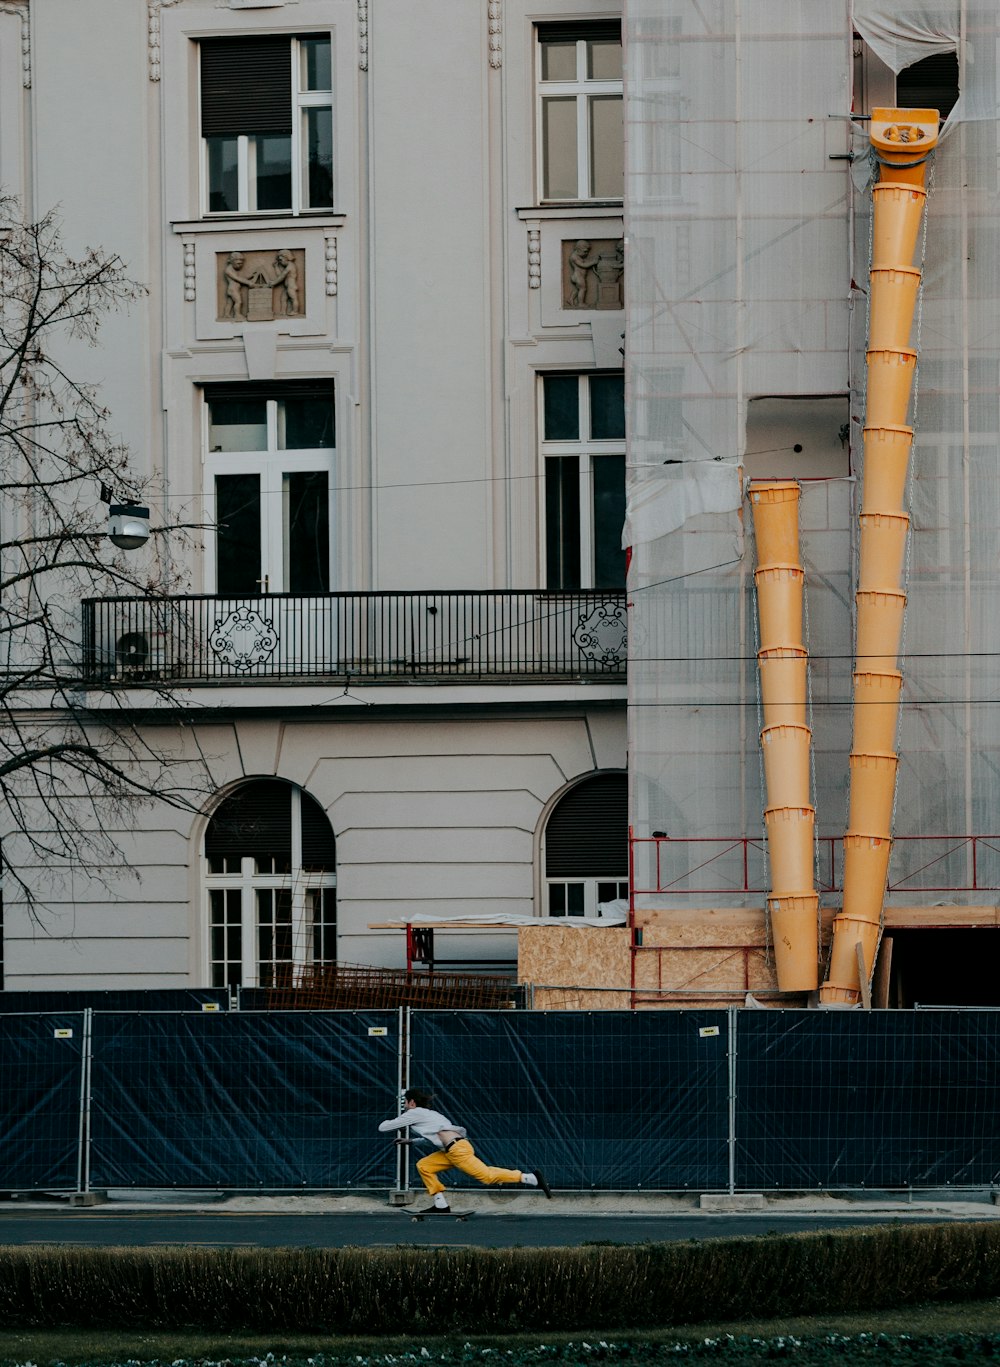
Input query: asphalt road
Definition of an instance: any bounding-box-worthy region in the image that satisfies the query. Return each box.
[0,1209,971,1249]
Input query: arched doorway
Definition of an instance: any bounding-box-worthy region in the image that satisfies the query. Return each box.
[204,779,336,987]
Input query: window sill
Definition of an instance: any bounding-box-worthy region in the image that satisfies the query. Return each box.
[172,213,347,235]
[516,203,623,220]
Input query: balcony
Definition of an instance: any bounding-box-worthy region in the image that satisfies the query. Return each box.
[81,591,627,685]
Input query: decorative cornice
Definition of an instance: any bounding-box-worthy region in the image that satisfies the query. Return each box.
[0,5,30,88]
[358,0,368,71]
[148,0,186,82]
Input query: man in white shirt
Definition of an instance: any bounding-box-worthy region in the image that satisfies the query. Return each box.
[378,1087,552,1213]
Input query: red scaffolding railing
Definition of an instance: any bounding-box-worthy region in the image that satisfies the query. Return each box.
[629,833,1000,897]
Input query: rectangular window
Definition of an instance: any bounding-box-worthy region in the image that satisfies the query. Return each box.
[210,888,243,987]
[200,34,334,216]
[541,373,626,590]
[537,22,622,202]
[205,382,335,596]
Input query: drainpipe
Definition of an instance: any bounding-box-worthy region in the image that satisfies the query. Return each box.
[750,481,818,992]
[820,108,939,1005]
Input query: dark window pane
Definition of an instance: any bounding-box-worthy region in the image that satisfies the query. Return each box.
[897,52,959,119]
[305,108,334,207]
[253,134,292,210]
[593,455,626,588]
[567,883,586,915]
[543,374,580,440]
[588,39,622,79]
[207,137,239,212]
[545,457,581,589]
[590,373,625,439]
[280,396,335,448]
[216,474,261,595]
[549,884,566,915]
[301,36,331,91]
[286,471,330,594]
[208,398,267,452]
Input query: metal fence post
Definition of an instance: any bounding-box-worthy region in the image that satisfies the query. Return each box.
[728,1005,737,1195]
[76,1008,93,1197]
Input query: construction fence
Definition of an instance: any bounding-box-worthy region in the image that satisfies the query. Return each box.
[2,1008,998,1196]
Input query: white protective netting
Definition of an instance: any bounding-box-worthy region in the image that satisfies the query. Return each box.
[624,1,1000,910]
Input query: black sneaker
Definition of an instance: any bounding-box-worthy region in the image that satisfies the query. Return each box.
[532,1169,552,1199]
[420,1204,451,1214]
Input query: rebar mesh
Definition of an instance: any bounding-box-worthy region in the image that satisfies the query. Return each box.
[245,963,525,1012]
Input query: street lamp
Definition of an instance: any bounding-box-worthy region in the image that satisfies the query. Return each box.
[108,504,150,550]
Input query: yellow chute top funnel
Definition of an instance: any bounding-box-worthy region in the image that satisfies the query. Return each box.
[870,108,940,188]
[767,892,820,993]
[861,425,912,512]
[749,480,801,565]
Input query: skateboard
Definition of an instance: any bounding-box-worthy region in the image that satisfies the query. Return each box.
[406,1209,477,1223]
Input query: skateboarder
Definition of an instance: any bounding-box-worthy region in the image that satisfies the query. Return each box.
[378,1087,552,1213]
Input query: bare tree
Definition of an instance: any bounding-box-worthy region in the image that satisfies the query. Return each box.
[0,192,207,909]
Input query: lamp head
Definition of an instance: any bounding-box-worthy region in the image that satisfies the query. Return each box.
[108,504,150,551]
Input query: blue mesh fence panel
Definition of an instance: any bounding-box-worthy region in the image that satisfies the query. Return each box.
[735,1010,1000,1188]
[0,1013,85,1191]
[89,1011,399,1188]
[406,1010,730,1191]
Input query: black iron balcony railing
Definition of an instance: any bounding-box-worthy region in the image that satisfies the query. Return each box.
[81,591,627,685]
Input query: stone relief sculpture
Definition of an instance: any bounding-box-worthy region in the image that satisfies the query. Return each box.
[562,237,625,310]
[216,248,306,322]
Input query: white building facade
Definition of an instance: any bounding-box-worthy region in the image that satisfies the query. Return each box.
[0,0,628,990]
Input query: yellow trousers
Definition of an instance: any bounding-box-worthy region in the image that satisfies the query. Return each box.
[416,1139,522,1196]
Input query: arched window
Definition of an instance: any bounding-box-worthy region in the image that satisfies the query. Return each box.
[543,772,628,916]
[204,779,336,987]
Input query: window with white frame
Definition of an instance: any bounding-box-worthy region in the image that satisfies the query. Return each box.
[544,772,628,917]
[204,382,335,595]
[206,779,337,989]
[536,21,623,202]
[541,372,626,590]
[200,33,333,215]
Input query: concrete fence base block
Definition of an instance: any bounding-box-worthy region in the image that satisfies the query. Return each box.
[68,1191,108,1207]
[699,1193,766,1211]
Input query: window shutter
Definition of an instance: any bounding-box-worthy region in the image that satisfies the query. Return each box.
[301,792,337,871]
[545,773,628,877]
[200,36,293,138]
[537,20,621,45]
[206,779,292,863]
[202,380,334,405]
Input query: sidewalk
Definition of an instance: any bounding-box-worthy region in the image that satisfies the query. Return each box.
[15,1187,1000,1219]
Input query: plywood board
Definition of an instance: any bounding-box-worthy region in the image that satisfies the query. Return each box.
[518,925,630,1010]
